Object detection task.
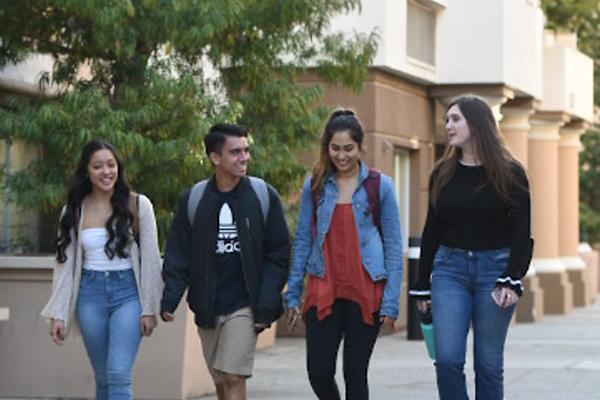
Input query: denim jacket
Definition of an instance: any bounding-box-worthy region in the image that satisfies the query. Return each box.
[284,162,404,317]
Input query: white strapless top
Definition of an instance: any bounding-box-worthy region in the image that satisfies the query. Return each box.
[81,227,131,271]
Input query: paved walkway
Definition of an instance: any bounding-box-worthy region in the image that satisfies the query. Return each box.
[199,298,600,399]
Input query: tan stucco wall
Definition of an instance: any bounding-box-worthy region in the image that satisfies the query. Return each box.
[528,114,574,314]
[559,129,590,306]
[0,257,277,399]
[579,244,599,300]
[558,131,581,256]
[529,131,560,258]
[500,101,535,167]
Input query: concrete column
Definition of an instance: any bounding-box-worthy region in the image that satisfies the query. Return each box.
[499,101,543,322]
[578,242,598,303]
[481,96,508,122]
[559,125,590,306]
[528,112,573,314]
[500,101,535,165]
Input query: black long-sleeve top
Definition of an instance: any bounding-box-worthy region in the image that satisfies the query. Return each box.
[410,161,531,298]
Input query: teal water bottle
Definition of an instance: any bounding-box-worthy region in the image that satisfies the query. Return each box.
[420,309,436,360]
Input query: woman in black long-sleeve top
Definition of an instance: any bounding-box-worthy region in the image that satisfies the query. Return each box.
[410,95,531,400]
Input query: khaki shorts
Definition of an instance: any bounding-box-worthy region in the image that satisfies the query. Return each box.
[198,306,257,382]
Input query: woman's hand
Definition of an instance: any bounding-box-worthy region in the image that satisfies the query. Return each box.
[140,315,157,336]
[50,319,66,345]
[286,306,301,331]
[160,311,175,322]
[254,322,269,335]
[416,299,431,314]
[491,287,519,308]
[380,315,397,331]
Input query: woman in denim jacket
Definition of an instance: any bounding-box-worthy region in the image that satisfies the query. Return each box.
[285,109,403,400]
[410,95,531,400]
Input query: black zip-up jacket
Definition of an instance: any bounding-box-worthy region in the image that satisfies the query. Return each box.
[160,175,290,328]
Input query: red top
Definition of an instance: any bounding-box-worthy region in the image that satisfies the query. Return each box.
[302,203,385,325]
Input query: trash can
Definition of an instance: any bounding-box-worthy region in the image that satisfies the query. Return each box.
[407,236,423,340]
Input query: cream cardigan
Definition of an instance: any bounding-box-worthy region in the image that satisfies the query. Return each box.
[41,194,163,336]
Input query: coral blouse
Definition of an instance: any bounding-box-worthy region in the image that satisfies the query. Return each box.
[303,203,385,325]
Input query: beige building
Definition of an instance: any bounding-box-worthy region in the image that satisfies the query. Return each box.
[0,0,597,399]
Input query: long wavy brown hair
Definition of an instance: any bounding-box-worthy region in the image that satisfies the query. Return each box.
[431,95,528,206]
[310,109,364,196]
[56,140,134,263]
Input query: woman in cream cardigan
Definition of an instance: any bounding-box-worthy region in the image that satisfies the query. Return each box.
[42,139,163,400]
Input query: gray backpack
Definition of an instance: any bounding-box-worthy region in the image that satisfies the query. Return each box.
[187,176,270,227]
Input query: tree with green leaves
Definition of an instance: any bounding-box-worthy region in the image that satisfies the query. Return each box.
[0,0,378,249]
[580,126,600,243]
[541,0,600,243]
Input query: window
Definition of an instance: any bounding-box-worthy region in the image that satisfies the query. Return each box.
[394,149,410,250]
[406,1,436,66]
[0,137,39,253]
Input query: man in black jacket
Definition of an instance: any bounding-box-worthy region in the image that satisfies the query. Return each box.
[160,123,290,400]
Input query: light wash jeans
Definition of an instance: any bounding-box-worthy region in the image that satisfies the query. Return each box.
[431,245,515,400]
[77,269,142,400]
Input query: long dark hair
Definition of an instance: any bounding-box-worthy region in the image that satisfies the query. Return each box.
[56,139,133,263]
[310,109,365,195]
[431,95,527,206]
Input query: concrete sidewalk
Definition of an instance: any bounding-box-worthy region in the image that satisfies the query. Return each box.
[199,298,600,399]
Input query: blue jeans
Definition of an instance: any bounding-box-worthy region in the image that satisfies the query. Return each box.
[77,269,142,400]
[431,245,515,400]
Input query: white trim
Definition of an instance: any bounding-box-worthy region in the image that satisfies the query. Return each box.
[409,290,431,296]
[560,256,587,271]
[413,0,447,11]
[500,121,531,131]
[0,256,54,269]
[405,56,437,72]
[523,265,537,277]
[527,131,561,141]
[408,247,421,259]
[578,243,593,253]
[558,131,582,148]
[394,150,410,252]
[530,257,567,273]
[458,160,482,167]
[496,277,524,291]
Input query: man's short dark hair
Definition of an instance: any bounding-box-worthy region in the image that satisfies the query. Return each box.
[204,123,248,156]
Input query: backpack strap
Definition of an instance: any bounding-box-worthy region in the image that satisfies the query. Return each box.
[187,177,270,228]
[187,180,208,227]
[363,168,382,240]
[248,176,270,225]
